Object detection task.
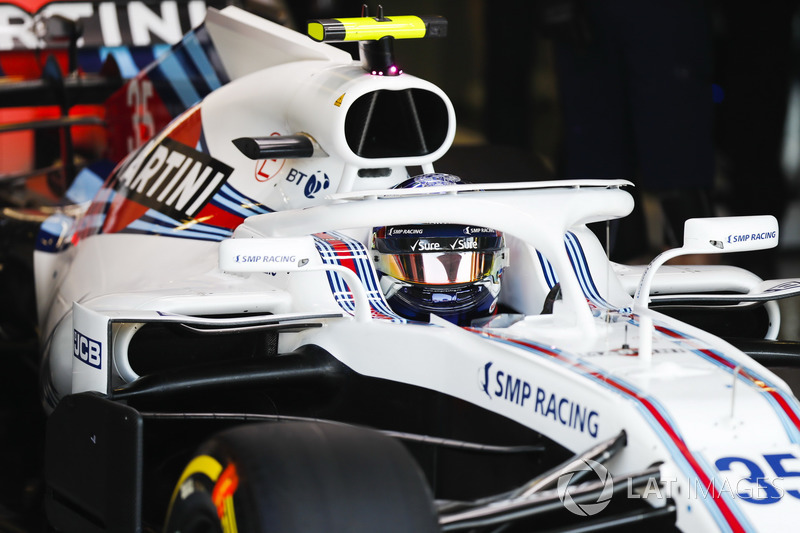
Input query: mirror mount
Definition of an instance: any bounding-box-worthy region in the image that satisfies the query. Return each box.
[634,215,779,311]
[632,215,778,363]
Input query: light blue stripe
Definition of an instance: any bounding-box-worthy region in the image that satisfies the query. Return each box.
[159,53,201,108]
[328,231,404,321]
[212,195,264,218]
[125,219,226,241]
[66,168,103,203]
[184,32,222,89]
[315,240,354,312]
[482,333,740,532]
[218,184,271,213]
[153,44,171,59]
[101,47,139,78]
[143,209,232,236]
[659,327,800,445]
[694,454,754,528]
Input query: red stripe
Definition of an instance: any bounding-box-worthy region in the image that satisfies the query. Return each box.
[656,325,800,431]
[194,203,245,232]
[470,329,745,532]
[313,232,395,321]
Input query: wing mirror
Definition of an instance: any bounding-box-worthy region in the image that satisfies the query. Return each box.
[219,236,372,322]
[634,215,778,309]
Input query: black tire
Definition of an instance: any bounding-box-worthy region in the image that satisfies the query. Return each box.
[164,421,439,533]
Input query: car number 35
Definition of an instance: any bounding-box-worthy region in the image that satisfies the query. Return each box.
[715,453,800,504]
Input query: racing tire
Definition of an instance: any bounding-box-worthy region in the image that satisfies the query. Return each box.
[163,421,439,533]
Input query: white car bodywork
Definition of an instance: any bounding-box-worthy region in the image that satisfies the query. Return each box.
[33,7,800,532]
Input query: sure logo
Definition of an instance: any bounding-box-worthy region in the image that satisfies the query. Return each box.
[73,330,101,369]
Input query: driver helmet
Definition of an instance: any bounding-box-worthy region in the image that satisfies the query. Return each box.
[370,174,508,325]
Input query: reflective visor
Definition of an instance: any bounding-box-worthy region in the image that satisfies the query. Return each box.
[374,224,504,254]
[374,250,501,284]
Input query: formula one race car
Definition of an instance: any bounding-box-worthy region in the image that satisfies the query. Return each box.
[13,5,800,533]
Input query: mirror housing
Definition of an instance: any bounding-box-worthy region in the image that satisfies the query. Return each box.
[219,236,371,322]
[682,215,778,254]
[634,215,779,310]
[219,236,320,272]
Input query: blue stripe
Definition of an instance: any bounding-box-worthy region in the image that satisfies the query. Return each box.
[536,251,558,288]
[77,49,104,74]
[140,210,234,237]
[564,232,611,308]
[210,195,268,219]
[211,184,272,217]
[218,183,270,210]
[327,231,402,319]
[478,332,743,532]
[183,31,223,90]
[694,454,757,527]
[66,164,107,203]
[654,325,800,445]
[142,61,184,118]
[101,47,140,78]
[157,52,201,109]
[172,43,213,97]
[563,232,631,314]
[194,25,230,85]
[313,233,405,322]
[315,239,356,314]
[122,219,229,241]
[152,44,171,60]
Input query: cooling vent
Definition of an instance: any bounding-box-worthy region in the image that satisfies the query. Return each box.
[127,321,278,376]
[345,89,449,158]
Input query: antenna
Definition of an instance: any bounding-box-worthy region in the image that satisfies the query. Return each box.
[307,9,447,76]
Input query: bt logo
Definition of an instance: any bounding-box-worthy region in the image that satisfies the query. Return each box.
[286,168,330,199]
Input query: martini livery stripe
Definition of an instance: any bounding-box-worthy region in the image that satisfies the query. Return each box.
[537,233,631,314]
[313,232,405,322]
[210,184,272,218]
[470,328,750,533]
[654,324,800,444]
